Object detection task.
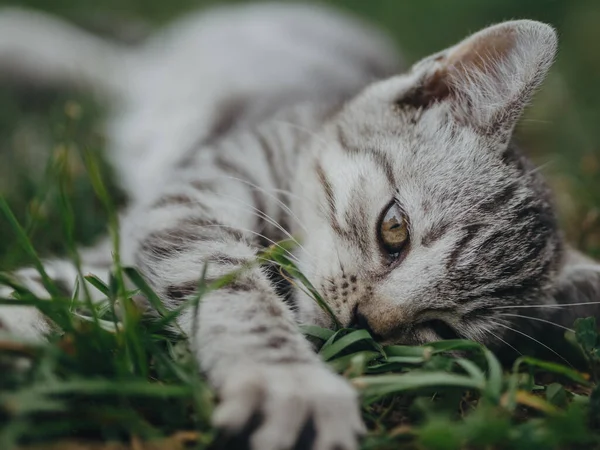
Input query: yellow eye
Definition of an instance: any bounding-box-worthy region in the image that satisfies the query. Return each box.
[379,203,409,255]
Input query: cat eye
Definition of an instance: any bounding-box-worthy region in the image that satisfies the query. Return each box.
[378,203,409,256]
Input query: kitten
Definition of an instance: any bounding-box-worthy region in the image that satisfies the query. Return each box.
[1,3,599,449]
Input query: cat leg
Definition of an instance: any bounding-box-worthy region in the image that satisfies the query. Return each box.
[129,175,363,450]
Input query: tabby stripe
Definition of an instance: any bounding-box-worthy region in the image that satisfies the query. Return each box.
[166,281,198,301]
[214,155,269,241]
[315,160,370,244]
[336,124,396,186]
[270,127,296,190]
[167,274,265,303]
[255,131,291,236]
[266,334,289,349]
[446,224,485,270]
[481,280,536,302]
[336,123,351,151]
[500,229,552,277]
[205,96,249,146]
[206,252,250,266]
[315,161,336,218]
[263,354,315,365]
[139,217,246,261]
[176,97,249,167]
[190,179,216,192]
[421,221,452,247]
[151,194,203,209]
[457,234,554,303]
[255,131,282,189]
[477,230,505,256]
[315,160,348,240]
[477,182,518,213]
[185,217,247,241]
[514,201,556,232]
[203,276,262,293]
[368,148,396,187]
[343,195,370,254]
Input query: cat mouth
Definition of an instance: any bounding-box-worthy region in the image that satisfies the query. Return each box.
[379,319,462,345]
[419,319,461,341]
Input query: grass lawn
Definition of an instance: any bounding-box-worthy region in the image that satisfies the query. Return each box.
[1,1,600,449]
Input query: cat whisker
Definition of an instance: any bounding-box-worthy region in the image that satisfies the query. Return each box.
[491,320,573,367]
[204,224,305,268]
[219,174,311,234]
[209,191,316,264]
[492,301,600,309]
[498,312,574,333]
[273,120,333,150]
[526,159,555,175]
[481,326,522,356]
[156,189,310,262]
[520,119,553,124]
[194,173,310,204]
[218,193,298,239]
[248,208,315,264]
[152,193,314,264]
[261,260,305,281]
[187,172,312,234]
[268,187,309,202]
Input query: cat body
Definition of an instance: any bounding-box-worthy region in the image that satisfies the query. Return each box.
[1,3,600,449]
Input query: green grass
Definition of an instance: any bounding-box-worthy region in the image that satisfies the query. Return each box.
[1,1,600,449]
[1,175,600,449]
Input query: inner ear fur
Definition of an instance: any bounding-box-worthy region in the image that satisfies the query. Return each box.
[402,28,517,107]
[399,20,557,135]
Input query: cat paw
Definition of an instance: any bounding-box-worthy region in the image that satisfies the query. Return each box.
[212,363,365,450]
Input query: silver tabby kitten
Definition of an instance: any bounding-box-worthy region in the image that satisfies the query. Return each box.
[1,3,600,450]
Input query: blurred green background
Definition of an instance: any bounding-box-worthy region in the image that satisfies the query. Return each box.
[1,0,599,269]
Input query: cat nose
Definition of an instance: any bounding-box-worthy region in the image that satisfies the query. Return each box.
[350,307,382,340]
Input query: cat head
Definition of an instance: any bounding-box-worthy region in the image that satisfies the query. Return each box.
[293,20,565,347]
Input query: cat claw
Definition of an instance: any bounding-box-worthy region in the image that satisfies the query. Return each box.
[213,363,365,450]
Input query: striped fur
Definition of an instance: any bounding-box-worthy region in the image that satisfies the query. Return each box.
[0,5,599,450]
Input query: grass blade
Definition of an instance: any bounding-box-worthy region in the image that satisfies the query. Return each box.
[354,372,485,402]
[0,198,60,298]
[319,329,383,361]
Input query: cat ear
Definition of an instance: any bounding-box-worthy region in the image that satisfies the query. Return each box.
[404,20,557,138]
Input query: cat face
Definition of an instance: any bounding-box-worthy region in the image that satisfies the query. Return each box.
[293,20,563,346]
